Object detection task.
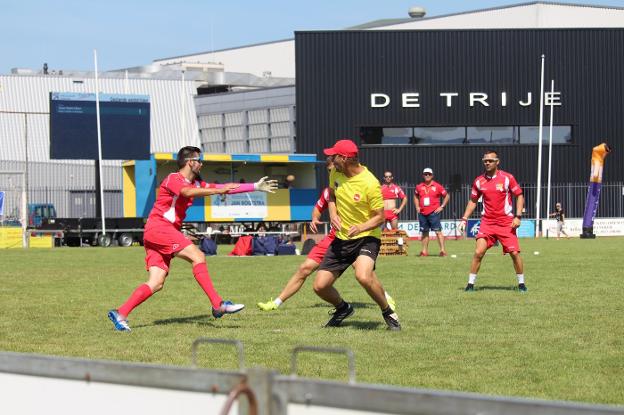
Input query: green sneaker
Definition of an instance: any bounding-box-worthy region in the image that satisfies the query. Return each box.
[385,293,397,311]
[257,299,279,311]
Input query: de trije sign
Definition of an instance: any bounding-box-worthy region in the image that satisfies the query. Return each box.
[370,91,562,108]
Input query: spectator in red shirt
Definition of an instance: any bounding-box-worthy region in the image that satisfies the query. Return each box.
[458,150,527,292]
[414,168,450,257]
[107,146,278,331]
[381,171,407,230]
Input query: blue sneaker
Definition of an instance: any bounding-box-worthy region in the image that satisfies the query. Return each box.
[108,310,131,332]
[518,283,528,292]
[212,300,245,318]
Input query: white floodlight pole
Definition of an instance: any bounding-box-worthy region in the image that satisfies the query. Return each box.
[546,79,555,239]
[94,50,106,237]
[535,55,545,237]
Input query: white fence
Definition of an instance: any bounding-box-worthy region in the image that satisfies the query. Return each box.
[1,343,623,415]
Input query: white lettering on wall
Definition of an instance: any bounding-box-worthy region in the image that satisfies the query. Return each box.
[545,92,562,106]
[519,92,532,107]
[439,92,459,107]
[469,93,489,107]
[401,93,420,108]
[501,92,507,107]
[371,93,390,108]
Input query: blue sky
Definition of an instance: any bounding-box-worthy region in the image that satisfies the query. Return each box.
[1,0,622,74]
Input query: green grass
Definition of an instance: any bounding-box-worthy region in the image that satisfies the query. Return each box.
[1,237,623,405]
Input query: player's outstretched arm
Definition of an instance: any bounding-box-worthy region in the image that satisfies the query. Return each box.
[180,184,238,198]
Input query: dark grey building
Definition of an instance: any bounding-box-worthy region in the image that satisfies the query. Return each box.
[295,29,624,217]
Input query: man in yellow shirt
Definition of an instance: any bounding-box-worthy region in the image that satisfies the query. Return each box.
[313,139,400,330]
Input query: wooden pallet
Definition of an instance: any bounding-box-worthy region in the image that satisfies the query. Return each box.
[379,230,408,256]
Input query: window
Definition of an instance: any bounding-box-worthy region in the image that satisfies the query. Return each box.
[413,127,465,145]
[360,125,572,146]
[467,126,518,144]
[519,126,572,144]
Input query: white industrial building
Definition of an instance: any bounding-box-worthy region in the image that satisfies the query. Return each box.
[0,1,622,219]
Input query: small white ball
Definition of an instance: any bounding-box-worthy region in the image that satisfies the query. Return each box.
[451,254,457,258]
[533,251,540,255]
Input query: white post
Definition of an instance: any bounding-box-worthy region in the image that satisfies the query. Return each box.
[21,172,27,248]
[535,55,545,238]
[94,49,106,237]
[546,79,555,239]
[181,70,187,141]
[23,114,29,248]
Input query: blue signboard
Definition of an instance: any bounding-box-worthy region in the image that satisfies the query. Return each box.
[0,191,4,216]
[466,219,535,238]
[50,92,150,160]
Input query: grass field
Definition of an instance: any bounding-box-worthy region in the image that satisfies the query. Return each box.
[1,237,623,405]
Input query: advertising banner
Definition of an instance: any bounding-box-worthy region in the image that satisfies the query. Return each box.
[544,218,624,237]
[581,143,611,238]
[0,191,4,216]
[466,219,536,238]
[210,192,268,219]
[397,220,462,239]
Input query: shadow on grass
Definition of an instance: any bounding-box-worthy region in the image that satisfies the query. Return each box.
[133,314,240,329]
[310,302,377,309]
[459,285,518,292]
[342,320,383,330]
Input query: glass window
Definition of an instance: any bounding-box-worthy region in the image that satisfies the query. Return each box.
[467,126,518,144]
[413,127,465,145]
[381,128,412,145]
[519,126,572,144]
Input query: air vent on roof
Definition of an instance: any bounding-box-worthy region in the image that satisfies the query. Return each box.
[408,6,426,18]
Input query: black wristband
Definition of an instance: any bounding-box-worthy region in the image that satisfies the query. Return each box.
[515,215,522,219]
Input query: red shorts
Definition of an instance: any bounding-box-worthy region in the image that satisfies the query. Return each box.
[384,210,398,222]
[476,221,521,254]
[307,230,336,264]
[143,226,193,272]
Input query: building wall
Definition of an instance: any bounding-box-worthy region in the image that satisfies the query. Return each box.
[154,39,295,78]
[0,74,200,162]
[194,86,296,154]
[295,29,624,216]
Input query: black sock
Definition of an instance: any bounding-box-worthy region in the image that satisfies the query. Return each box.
[382,306,393,316]
[336,301,349,311]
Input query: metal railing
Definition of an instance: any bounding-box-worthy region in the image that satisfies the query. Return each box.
[398,182,624,221]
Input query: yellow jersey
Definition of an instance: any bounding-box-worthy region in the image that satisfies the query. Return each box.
[329,165,383,240]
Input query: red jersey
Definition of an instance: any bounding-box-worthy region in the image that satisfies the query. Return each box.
[470,170,522,224]
[381,183,406,201]
[147,172,215,230]
[414,181,447,215]
[315,187,330,213]
[314,187,336,237]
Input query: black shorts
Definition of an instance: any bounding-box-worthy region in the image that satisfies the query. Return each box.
[318,236,380,276]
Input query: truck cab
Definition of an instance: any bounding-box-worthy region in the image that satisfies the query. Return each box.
[28,203,57,227]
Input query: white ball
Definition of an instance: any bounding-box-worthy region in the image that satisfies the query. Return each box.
[451,254,457,258]
[533,251,540,255]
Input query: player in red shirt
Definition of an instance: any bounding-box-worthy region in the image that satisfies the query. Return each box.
[458,150,527,292]
[381,171,407,230]
[257,157,395,311]
[413,168,450,257]
[108,146,278,331]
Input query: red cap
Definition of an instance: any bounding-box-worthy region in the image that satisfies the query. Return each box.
[323,139,358,158]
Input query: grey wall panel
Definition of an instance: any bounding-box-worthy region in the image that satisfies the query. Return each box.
[296,29,624,193]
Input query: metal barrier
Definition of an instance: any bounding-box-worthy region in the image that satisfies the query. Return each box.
[1,340,623,415]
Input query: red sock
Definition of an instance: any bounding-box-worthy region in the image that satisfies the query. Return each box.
[193,263,222,308]
[118,284,153,317]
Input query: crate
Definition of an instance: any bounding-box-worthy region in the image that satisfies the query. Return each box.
[380,230,408,256]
